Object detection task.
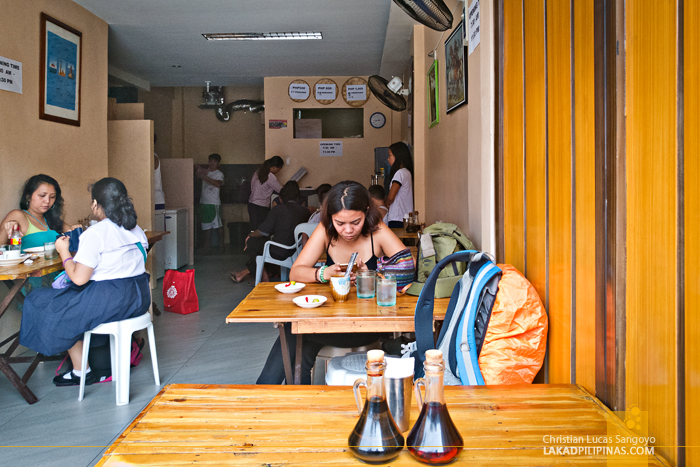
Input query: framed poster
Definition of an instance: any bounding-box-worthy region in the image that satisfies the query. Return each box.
[445,21,466,113]
[40,13,82,126]
[427,60,439,128]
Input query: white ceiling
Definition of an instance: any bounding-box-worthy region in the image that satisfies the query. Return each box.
[72,0,416,88]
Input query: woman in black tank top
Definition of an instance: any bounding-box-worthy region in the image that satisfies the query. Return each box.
[256,181,409,385]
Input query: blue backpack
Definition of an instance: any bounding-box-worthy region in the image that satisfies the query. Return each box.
[411,250,502,385]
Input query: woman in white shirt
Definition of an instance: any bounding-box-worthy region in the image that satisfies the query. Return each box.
[20,178,150,387]
[385,142,414,228]
[248,156,284,231]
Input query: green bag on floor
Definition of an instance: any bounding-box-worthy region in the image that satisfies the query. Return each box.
[406,223,475,298]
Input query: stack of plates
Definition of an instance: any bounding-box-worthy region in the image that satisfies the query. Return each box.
[0,254,30,266]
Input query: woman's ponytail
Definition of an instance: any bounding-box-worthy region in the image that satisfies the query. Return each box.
[91,178,138,230]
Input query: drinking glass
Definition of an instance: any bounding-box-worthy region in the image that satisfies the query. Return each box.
[356,270,377,299]
[44,242,59,260]
[330,275,351,302]
[376,275,397,307]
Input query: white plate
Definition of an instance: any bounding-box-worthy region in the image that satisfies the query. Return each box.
[23,246,45,253]
[0,254,30,266]
[275,282,306,294]
[293,295,327,308]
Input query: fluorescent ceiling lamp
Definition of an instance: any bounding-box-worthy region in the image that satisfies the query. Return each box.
[202,32,322,41]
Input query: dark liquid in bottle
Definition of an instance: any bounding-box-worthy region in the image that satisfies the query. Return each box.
[348,396,405,464]
[407,402,463,464]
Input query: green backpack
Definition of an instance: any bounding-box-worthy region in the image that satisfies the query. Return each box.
[406,223,476,298]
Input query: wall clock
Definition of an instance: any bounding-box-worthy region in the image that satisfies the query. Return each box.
[370,112,386,129]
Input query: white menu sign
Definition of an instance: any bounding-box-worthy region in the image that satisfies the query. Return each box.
[468,0,481,55]
[289,82,309,100]
[315,83,336,100]
[0,56,22,94]
[320,141,343,157]
[346,84,367,101]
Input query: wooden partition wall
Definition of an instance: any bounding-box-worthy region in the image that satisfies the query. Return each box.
[500,0,596,389]
[499,0,697,464]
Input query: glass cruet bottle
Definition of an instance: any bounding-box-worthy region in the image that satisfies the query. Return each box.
[348,350,405,464]
[407,349,464,464]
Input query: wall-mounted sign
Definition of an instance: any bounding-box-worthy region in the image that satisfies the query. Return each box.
[269,119,287,129]
[320,141,343,157]
[289,80,310,102]
[468,0,481,55]
[314,78,337,104]
[342,77,369,107]
[0,56,22,94]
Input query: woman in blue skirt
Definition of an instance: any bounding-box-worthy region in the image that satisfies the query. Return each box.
[20,178,150,386]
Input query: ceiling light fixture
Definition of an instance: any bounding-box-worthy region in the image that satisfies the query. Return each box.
[202,32,322,41]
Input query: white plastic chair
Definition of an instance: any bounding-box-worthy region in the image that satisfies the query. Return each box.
[78,312,160,406]
[294,222,318,258]
[254,240,296,285]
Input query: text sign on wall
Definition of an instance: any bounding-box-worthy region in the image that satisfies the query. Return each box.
[0,56,22,94]
[315,83,336,100]
[289,83,309,100]
[320,141,343,157]
[468,0,481,55]
[346,85,367,101]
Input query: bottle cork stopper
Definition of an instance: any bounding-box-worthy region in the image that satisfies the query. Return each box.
[425,349,443,364]
[367,349,385,363]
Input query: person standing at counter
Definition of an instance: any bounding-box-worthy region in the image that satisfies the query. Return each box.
[385,142,414,228]
[196,153,225,253]
[248,156,284,231]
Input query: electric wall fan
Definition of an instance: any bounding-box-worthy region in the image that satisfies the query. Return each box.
[392,0,453,32]
[368,75,409,112]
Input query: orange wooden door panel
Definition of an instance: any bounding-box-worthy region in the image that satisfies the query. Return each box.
[546,0,572,384]
[626,0,678,464]
[503,0,525,272]
[573,0,596,395]
[685,0,700,464]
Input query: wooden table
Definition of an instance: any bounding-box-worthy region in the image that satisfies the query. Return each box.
[96,384,670,466]
[0,256,64,404]
[391,227,420,240]
[227,282,449,385]
[145,230,169,247]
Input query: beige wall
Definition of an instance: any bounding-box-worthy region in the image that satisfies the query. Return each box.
[0,0,109,224]
[141,85,266,165]
[0,0,108,348]
[264,76,402,189]
[412,0,495,253]
[160,158,195,264]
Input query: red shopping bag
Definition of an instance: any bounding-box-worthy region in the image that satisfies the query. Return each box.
[163,269,199,314]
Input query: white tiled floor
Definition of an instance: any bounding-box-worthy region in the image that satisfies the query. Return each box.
[0,253,279,467]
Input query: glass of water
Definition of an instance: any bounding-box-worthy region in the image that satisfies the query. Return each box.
[356,270,377,299]
[376,274,397,307]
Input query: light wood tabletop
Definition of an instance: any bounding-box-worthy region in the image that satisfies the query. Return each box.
[145,230,169,246]
[391,227,420,240]
[95,383,670,466]
[0,255,65,404]
[227,282,449,384]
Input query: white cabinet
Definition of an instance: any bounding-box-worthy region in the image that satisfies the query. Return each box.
[154,211,165,279]
[163,208,188,270]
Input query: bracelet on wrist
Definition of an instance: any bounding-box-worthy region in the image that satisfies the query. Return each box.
[62,257,73,266]
[319,265,328,283]
[315,267,321,283]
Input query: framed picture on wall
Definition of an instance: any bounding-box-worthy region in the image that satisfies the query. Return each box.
[445,20,467,113]
[40,13,82,126]
[427,59,439,128]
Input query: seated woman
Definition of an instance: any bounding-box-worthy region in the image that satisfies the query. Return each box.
[256,180,410,384]
[1,174,78,250]
[19,178,151,386]
[231,181,311,283]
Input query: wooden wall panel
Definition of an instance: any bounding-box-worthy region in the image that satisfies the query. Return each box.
[573,0,596,395]
[523,0,547,302]
[685,0,700,463]
[546,0,572,384]
[626,1,678,464]
[503,0,525,272]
